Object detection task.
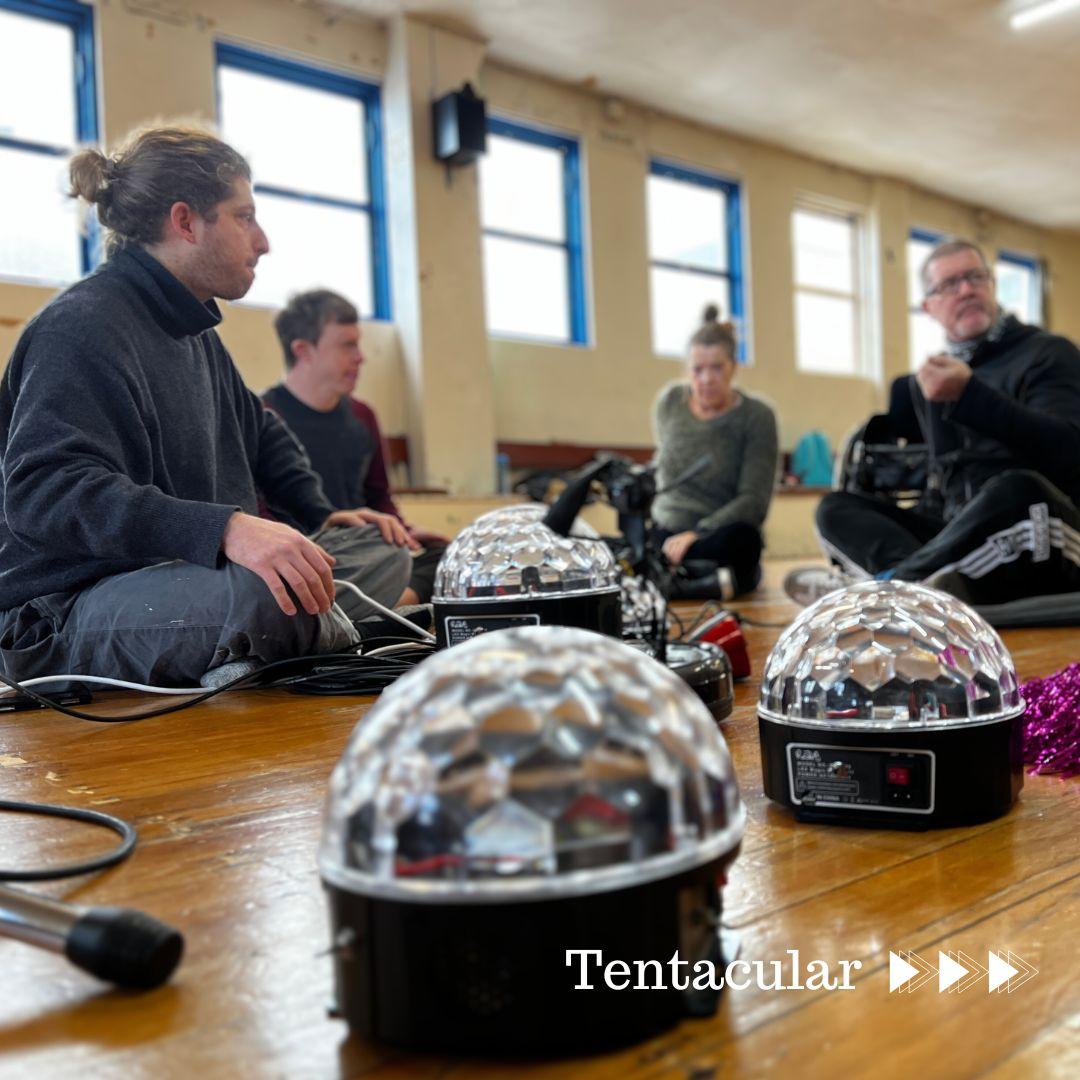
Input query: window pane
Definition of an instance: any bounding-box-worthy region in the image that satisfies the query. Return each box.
[241,193,372,316]
[909,311,946,371]
[647,174,726,271]
[483,235,569,340]
[907,237,937,304]
[996,259,1041,325]
[219,66,367,204]
[794,209,854,293]
[480,134,564,242]
[650,266,731,358]
[795,292,857,374]
[0,147,81,284]
[0,9,77,147]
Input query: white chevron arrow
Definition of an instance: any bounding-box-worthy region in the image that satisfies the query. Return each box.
[938,951,968,992]
[954,950,986,992]
[889,949,935,992]
[890,950,919,992]
[989,950,1039,993]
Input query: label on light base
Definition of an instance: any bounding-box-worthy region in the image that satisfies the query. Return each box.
[787,742,936,815]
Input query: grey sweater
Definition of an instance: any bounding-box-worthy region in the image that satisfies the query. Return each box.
[0,247,334,609]
[651,382,778,534]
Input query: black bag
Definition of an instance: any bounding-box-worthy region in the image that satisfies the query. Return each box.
[840,414,929,506]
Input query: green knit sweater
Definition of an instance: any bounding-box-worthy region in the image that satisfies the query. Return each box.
[651,382,779,534]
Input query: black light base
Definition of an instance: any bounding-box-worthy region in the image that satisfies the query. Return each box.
[641,642,734,724]
[326,858,735,1056]
[433,590,622,649]
[758,716,1023,829]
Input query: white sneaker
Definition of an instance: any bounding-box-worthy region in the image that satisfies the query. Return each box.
[783,566,852,607]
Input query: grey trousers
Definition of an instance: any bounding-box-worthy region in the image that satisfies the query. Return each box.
[0,524,411,688]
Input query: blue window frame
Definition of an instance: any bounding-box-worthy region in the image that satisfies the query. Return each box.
[214,43,391,320]
[480,116,588,345]
[907,227,946,370]
[647,159,745,361]
[996,249,1043,326]
[0,0,98,283]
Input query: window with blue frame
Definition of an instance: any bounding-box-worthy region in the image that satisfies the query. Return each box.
[215,44,390,319]
[647,161,744,360]
[996,250,1043,327]
[907,227,946,370]
[0,0,97,285]
[479,117,588,345]
[792,203,865,375]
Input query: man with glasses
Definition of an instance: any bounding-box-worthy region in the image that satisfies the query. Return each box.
[788,239,1080,614]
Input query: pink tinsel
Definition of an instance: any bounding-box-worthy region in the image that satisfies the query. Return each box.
[1021,663,1080,778]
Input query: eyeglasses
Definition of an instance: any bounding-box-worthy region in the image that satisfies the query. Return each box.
[925,268,993,298]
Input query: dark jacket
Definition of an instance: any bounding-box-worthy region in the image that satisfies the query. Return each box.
[888,315,1080,518]
[0,247,333,609]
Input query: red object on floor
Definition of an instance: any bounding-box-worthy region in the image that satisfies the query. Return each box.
[688,613,750,680]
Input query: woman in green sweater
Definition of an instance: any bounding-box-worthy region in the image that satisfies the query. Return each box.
[652,305,779,600]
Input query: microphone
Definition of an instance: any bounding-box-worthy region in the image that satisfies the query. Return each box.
[542,458,612,537]
[0,882,184,989]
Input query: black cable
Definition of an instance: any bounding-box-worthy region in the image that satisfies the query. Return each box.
[0,668,255,724]
[0,800,137,882]
[681,601,722,639]
[0,646,434,725]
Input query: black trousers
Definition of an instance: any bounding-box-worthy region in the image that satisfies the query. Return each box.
[652,521,763,588]
[408,544,446,604]
[817,469,1080,603]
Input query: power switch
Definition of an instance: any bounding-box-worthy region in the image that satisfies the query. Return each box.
[886,765,911,786]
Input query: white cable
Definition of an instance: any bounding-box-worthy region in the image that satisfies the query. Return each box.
[334,579,437,643]
[364,642,436,658]
[0,674,206,696]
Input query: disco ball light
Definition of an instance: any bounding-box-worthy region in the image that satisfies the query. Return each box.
[321,626,745,1053]
[432,515,621,647]
[758,579,1024,827]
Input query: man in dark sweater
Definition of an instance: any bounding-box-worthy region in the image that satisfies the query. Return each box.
[795,239,1080,607]
[263,290,448,605]
[0,127,411,686]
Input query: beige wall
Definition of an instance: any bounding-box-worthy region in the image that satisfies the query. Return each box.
[478,62,1080,452]
[2,0,1079,490]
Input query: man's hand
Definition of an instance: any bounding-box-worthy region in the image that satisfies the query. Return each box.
[408,525,450,547]
[916,353,973,403]
[323,508,420,549]
[662,530,700,567]
[222,512,336,616]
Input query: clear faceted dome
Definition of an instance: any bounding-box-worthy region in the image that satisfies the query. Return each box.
[320,626,745,901]
[759,580,1022,730]
[473,502,601,538]
[433,515,619,601]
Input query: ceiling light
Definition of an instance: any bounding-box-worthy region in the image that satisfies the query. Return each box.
[1010,0,1080,30]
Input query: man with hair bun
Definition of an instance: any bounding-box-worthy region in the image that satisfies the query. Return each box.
[0,125,411,687]
[787,238,1080,610]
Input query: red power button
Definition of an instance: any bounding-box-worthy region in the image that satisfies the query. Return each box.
[886,765,911,786]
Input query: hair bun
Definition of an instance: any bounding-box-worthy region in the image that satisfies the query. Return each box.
[68,148,112,206]
[702,303,721,323]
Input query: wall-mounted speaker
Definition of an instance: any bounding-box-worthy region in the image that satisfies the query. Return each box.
[432,82,487,166]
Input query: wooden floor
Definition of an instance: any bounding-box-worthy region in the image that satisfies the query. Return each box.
[1,561,1078,1080]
